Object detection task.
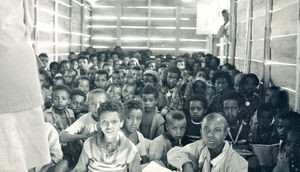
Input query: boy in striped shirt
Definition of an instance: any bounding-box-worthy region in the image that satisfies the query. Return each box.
[74,101,141,172]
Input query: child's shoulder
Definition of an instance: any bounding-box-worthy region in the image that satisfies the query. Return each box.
[154,112,165,122]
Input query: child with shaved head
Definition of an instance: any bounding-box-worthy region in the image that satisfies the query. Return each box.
[167,113,247,172]
[149,111,186,168]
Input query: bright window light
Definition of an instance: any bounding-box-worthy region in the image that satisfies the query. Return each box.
[93,5,115,8]
[180,27,197,30]
[150,48,175,51]
[121,17,148,20]
[121,26,148,29]
[92,16,117,20]
[180,38,206,42]
[90,25,117,28]
[121,37,148,41]
[153,26,176,29]
[93,46,111,48]
[150,38,176,41]
[180,48,208,52]
[125,6,176,9]
[92,37,117,41]
[122,46,148,49]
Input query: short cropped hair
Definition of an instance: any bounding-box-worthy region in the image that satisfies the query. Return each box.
[74,76,90,88]
[38,53,48,58]
[241,73,259,86]
[202,112,229,131]
[140,84,159,99]
[52,85,71,97]
[221,90,245,107]
[95,70,109,80]
[165,110,186,125]
[212,71,233,88]
[87,88,107,101]
[70,89,86,101]
[124,99,143,114]
[97,101,124,121]
[167,66,181,78]
[50,62,59,70]
[188,95,208,110]
[77,55,88,62]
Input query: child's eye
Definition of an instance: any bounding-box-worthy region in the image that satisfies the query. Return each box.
[111,120,118,124]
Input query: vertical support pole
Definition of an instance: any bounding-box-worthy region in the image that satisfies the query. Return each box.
[147,0,152,48]
[229,0,237,65]
[263,0,272,90]
[295,4,300,112]
[54,0,58,61]
[219,38,224,63]
[80,0,85,51]
[207,35,213,53]
[116,1,122,46]
[89,8,92,47]
[175,0,181,57]
[245,0,253,73]
[69,0,73,52]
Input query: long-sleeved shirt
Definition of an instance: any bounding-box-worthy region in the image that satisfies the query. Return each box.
[73,131,141,172]
[167,139,248,172]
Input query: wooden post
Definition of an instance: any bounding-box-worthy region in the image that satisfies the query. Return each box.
[80,0,85,51]
[54,0,58,61]
[116,1,122,46]
[263,0,273,90]
[69,0,73,52]
[175,0,181,57]
[295,15,300,112]
[245,0,253,74]
[229,0,237,66]
[147,0,152,49]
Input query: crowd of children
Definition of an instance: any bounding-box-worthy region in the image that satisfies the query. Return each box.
[36,46,300,172]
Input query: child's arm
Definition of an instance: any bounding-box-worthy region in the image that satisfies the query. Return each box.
[59,130,96,143]
[127,152,142,172]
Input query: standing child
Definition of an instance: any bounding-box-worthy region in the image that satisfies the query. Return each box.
[182,95,208,146]
[74,101,141,172]
[140,84,165,140]
[149,111,186,168]
[122,99,151,164]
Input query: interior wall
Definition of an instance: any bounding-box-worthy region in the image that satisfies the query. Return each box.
[232,0,300,112]
[90,0,211,56]
[32,0,92,63]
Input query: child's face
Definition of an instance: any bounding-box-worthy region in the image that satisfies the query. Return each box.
[193,81,206,95]
[124,109,143,133]
[277,119,291,140]
[63,71,76,85]
[88,93,107,117]
[196,71,207,81]
[142,94,157,112]
[78,79,90,94]
[257,111,273,128]
[103,65,113,76]
[177,61,185,70]
[147,62,156,71]
[112,73,122,85]
[122,85,135,101]
[78,59,89,69]
[167,72,179,89]
[215,77,229,94]
[126,76,135,85]
[223,99,239,122]
[189,100,206,122]
[40,56,49,67]
[209,70,216,79]
[71,61,78,70]
[91,56,98,65]
[201,119,227,150]
[95,74,108,89]
[51,65,59,76]
[132,70,142,82]
[243,78,257,96]
[265,89,279,106]
[52,90,69,110]
[107,87,121,101]
[166,119,186,140]
[99,111,123,140]
[70,95,85,114]
[39,74,46,87]
[60,63,70,74]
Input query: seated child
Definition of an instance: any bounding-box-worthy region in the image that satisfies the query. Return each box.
[60,89,107,144]
[74,101,141,172]
[149,111,186,168]
[122,99,151,164]
[69,89,86,120]
[44,85,75,133]
[121,84,136,102]
[221,91,251,147]
[182,95,207,146]
[273,126,300,172]
[107,84,122,101]
[94,70,109,90]
[139,84,165,140]
[250,103,278,144]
